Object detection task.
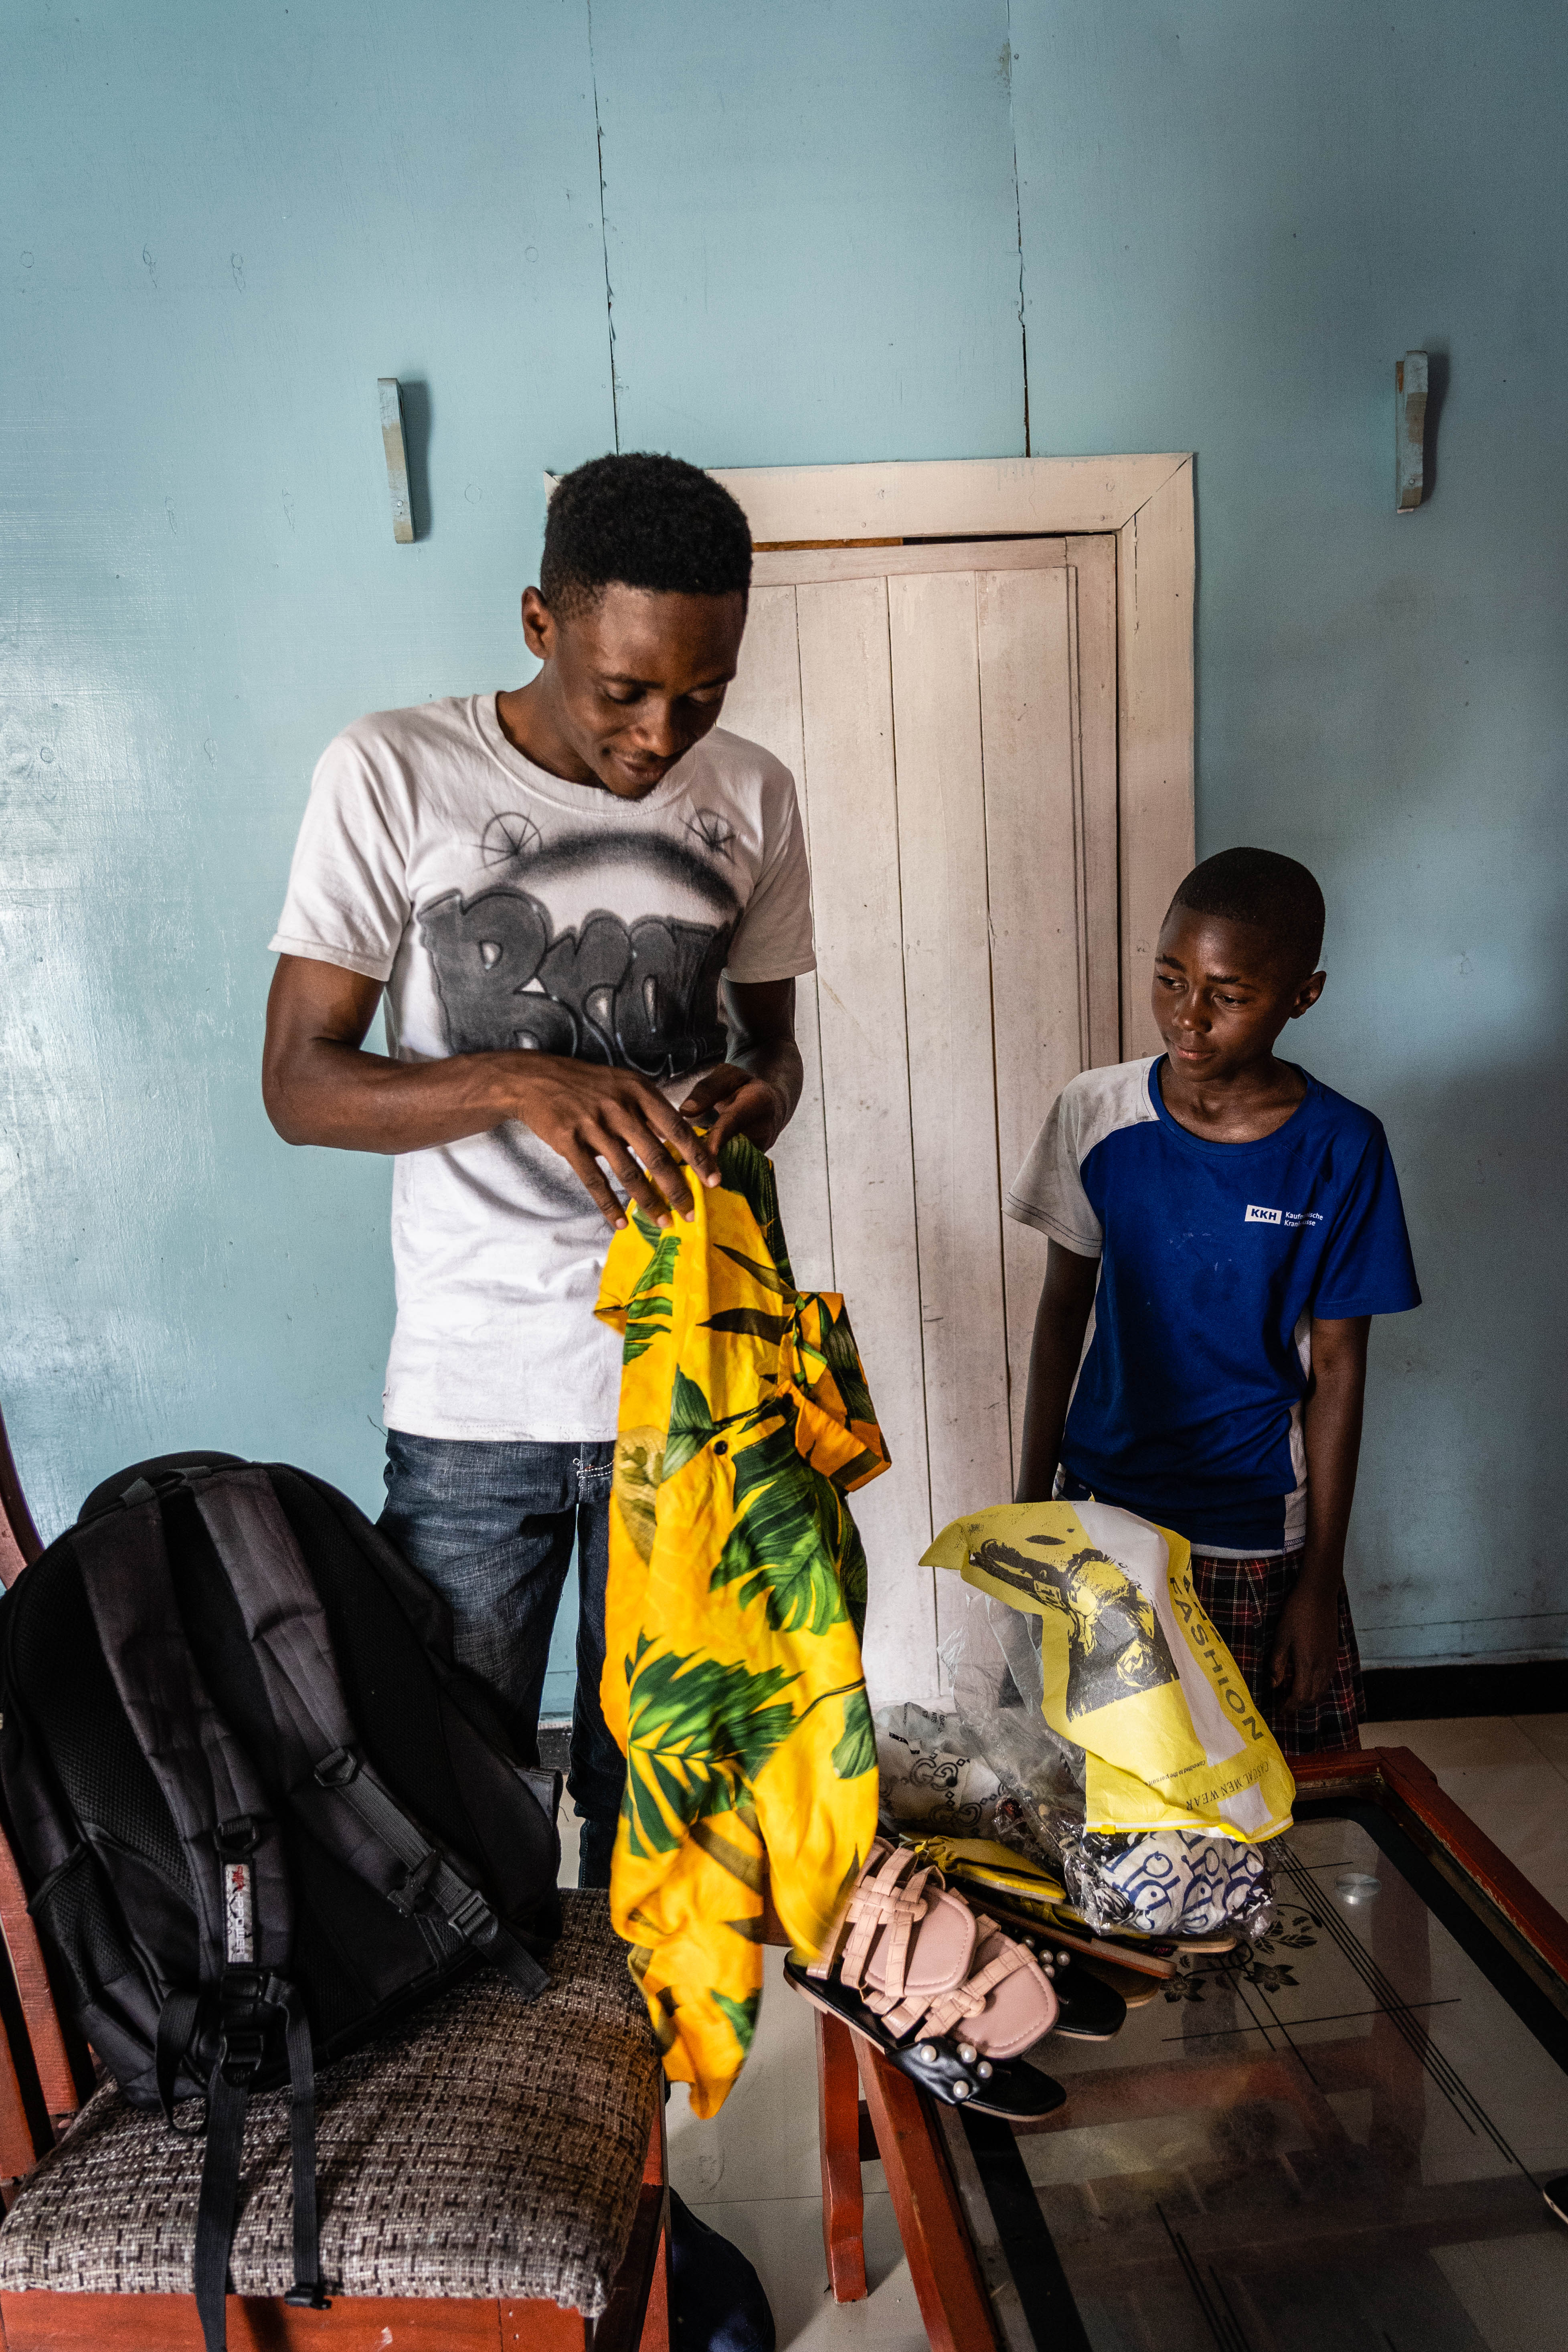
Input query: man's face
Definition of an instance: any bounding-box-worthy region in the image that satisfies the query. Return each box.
[522,581,747,799]
[1151,907,1324,1080]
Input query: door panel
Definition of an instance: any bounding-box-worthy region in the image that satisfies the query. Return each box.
[1066,536,1121,1067]
[724,587,835,1286]
[887,570,1011,1656]
[722,540,1116,1701]
[793,579,937,1704]
[976,565,1082,1478]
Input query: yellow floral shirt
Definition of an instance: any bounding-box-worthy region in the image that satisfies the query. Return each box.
[595,1138,887,2115]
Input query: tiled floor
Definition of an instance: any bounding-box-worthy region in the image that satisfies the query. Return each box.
[1373,1713,1568,1916]
[561,1714,1568,2348]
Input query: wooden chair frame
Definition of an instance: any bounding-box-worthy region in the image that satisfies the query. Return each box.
[0,1412,40,1592]
[813,2012,997,2352]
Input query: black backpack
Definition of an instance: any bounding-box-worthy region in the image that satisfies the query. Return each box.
[0,1454,563,2351]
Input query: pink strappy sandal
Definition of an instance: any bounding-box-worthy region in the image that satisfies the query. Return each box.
[784,1841,1066,2117]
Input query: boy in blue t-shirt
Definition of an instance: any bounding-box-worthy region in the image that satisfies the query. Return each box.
[1007,847,1420,1753]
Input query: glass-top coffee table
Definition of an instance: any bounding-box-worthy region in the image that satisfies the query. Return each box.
[819,1747,1568,2352]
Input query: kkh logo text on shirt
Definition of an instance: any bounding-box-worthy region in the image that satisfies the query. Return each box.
[1244,1204,1323,1229]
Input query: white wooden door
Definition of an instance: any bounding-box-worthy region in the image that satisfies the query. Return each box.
[722,537,1119,1704]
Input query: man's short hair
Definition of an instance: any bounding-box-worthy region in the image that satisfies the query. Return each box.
[1169,847,1326,973]
[540,453,752,617]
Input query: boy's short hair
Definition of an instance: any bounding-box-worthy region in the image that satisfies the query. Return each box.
[1170,847,1326,973]
[540,453,753,616]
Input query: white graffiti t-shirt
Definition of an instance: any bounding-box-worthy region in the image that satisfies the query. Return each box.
[269,694,815,1442]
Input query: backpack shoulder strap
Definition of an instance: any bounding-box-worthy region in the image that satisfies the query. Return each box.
[70,1498,289,1981]
[191,1469,359,1779]
[193,1470,547,1999]
[72,1489,314,2352]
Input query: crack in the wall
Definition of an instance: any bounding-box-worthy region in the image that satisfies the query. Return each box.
[1003,4,1030,456]
[585,0,620,451]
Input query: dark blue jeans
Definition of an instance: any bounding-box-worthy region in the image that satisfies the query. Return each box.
[378,1430,624,1888]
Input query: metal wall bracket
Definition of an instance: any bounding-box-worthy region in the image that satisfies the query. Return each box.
[379,378,414,543]
[1396,352,1428,512]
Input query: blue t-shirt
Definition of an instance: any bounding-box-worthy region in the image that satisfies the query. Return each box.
[1005,1057,1421,1553]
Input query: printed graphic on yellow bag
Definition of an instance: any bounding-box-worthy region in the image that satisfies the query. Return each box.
[923,1500,1294,1841]
[595,1136,888,2116]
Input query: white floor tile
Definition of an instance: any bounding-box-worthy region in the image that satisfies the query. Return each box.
[1369,1716,1568,1914]
[1431,2230,1568,2352]
[1370,1714,1543,1771]
[1515,1713,1568,1783]
[682,2190,927,2352]
[668,1949,826,2206]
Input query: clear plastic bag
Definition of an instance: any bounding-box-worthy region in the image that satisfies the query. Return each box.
[873,1702,999,1837]
[941,1591,1084,1869]
[940,1591,1276,1939]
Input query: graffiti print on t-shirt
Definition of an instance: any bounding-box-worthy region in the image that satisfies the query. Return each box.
[419,822,738,1081]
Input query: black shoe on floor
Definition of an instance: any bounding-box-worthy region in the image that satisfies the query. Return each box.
[670,2188,776,2352]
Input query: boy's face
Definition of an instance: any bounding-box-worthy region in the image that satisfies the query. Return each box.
[521,582,747,798]
[1151,907,1325,1081]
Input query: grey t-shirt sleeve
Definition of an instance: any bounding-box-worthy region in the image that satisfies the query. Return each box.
[268,730,413,984]
[1004,1085,1105,1257]
[723,762,817,986]
[1004,1060,1159,1256]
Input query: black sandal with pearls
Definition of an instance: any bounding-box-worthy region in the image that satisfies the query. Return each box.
[784,1842,1068,2119]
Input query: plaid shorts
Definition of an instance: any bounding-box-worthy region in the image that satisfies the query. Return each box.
[1190,1549,1364,1757]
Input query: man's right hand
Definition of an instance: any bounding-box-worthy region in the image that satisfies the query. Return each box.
[506,1054,719,1229]
[262,953,720,1229]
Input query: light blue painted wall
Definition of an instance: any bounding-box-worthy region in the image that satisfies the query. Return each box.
[4,1,1566,1675]
[589,0,1025,465]
[2,0,615,1522]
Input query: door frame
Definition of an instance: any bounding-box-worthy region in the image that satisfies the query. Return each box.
[705,453,1195,1058]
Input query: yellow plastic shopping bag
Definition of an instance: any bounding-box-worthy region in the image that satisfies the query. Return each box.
[923,1500,1294,1840]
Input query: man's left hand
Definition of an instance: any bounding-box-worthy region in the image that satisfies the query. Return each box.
[678,1063,790,1157]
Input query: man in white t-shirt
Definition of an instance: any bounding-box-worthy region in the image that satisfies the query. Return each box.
[263,454,813,1884]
